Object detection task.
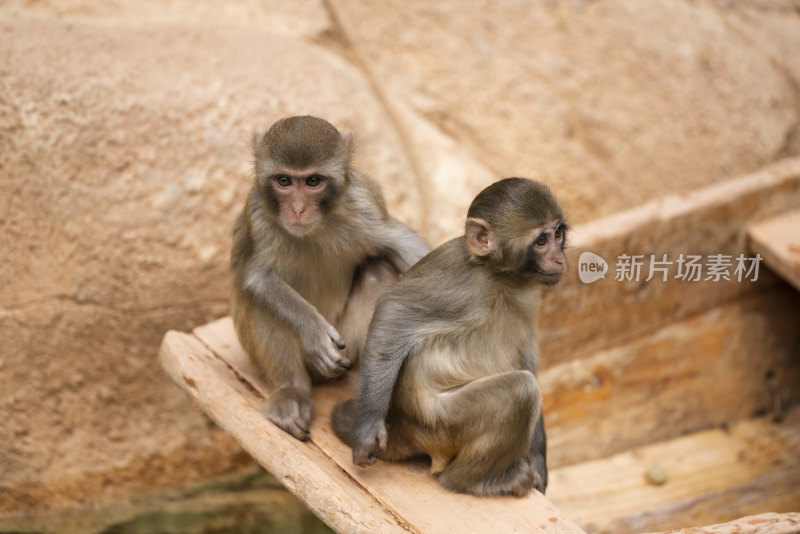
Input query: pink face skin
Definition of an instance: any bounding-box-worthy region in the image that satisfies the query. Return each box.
[270,172,330,236]
[528,220,567,283]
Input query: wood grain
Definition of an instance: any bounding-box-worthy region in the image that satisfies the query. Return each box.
[185,317,586,534]
[644,512,800,534]
[539,159,800,367]
[159,329,408,534]
[548,410,800,534]
[749,208,800,292]
[542,288,800,467]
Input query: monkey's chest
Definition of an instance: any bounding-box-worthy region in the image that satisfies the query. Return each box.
[280,249,363,321]
[419,323,532,389]
[292,271,353,319]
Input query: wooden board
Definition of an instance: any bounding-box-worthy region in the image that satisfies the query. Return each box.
[542,287,800,467]
[645,512,800,534]
[538,158,800,367]
[159,317,586,534]
[547,409,800,534]
[748,208,800,292]
[158,330,405,534]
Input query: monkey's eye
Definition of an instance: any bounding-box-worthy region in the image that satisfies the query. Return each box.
[535,234,548,247]
[306,175,324,187]
[275,175,292,187]
[555,229,564,240]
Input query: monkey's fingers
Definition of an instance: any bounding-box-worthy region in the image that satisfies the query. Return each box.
[313,347,352,378]
[329,333,346,350]
[326,323,347,350]
[326,346,352,370]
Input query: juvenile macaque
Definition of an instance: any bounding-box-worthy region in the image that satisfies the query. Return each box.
[231,116,429,441]
[333,177,567,496]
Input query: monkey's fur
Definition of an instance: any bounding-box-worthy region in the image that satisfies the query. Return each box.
[333,177,567,496]
[231,116,429,441]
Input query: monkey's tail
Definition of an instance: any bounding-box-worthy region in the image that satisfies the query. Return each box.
[331,399,355,447]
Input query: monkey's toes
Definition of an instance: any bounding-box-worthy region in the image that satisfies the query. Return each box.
[531,470,545,493]
[501,460,537,497]
[267,410,311,441]
[264,392,312,441]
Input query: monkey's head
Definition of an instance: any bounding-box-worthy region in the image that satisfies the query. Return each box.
[252,115,353,237]
[464,177,568,285]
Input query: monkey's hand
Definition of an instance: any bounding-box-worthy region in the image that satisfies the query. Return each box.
[352,420,388,467]
[301,319,352,379]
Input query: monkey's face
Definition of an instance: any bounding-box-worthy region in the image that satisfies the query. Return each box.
[265,172,338,236]
[465,217,567,284]
[520,221,568,284]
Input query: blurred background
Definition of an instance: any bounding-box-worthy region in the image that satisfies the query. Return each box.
[1,1,799,533]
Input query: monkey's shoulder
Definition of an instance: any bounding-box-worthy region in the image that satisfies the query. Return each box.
[343,172,389,220]
[402,237,469,279]
[371,242,487,336]
[352,171,388,215]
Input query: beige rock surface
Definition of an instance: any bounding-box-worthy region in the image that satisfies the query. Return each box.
[0,11,419,513]
[1,0,799,516]
[330,0,799,226]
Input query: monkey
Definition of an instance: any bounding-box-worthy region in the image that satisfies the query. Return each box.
[231,115,430,441]
[332,177,567,497]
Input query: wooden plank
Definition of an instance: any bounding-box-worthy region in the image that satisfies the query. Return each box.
[547,410,800,534]
[192,318,586,534]
[538,158,800,367]
[749,208,800,292]
[541,287,800,468]
[644,512,800,534]
[158,329,409,534]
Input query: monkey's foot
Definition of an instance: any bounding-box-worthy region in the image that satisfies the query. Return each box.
[436,457,537,497]
[264,387,313,441]
[528,452,548,494]
[475,459,538,498]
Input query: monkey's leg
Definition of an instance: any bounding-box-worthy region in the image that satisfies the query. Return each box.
[432,370,541,497]
[336,259,398,366]
[257,331,314,441]
[234,304,314,441]
[529,413,548,493]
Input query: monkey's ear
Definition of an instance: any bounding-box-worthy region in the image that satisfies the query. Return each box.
[465,217,496,257]
[251,131,265,155]
[342,132,356,158]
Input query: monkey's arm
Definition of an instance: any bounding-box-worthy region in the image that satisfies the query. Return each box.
[520,340,540,375]
[521,339,548,492]
[350,303,413,465]
[240,266,351,377]
[380,217,431,272]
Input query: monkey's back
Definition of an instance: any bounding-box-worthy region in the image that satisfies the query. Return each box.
[373,238,539,422]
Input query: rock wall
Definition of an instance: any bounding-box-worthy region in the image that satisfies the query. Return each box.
[1,0,799,514]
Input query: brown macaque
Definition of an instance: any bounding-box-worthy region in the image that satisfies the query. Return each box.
[332,177,567,496]
[231,115,430,441]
